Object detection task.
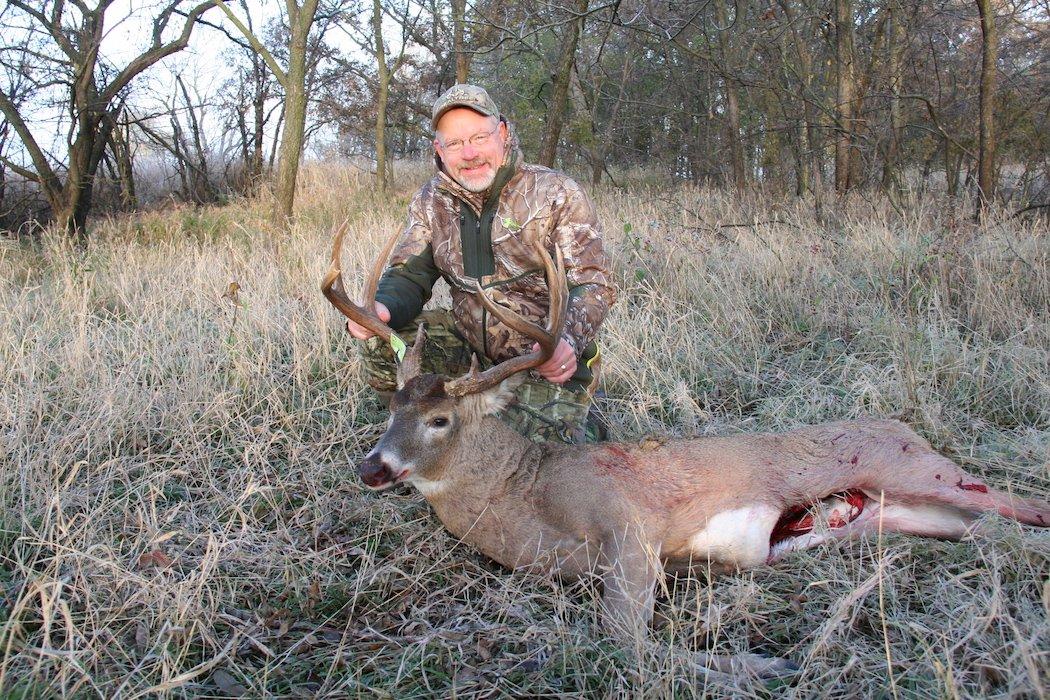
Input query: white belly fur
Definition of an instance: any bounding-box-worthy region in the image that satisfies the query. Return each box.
[687,505,780,568]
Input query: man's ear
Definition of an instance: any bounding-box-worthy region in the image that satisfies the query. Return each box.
[460,374,524,421]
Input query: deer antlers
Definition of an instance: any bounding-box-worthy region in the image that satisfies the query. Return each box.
[322,219,567,397]
[321,218,400,343]
[444,237,567,397]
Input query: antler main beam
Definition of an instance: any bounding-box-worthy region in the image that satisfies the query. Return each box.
[321,218,401,343]
[445,237,568,397]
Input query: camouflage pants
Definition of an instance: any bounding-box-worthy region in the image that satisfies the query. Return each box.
[361,310,599,444]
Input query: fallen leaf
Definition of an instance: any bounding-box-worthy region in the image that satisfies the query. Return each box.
[211,669,247,697]
[134,621,149,654]
[223,281,241,304]
[137,549,173,569]
[306,578,322,612]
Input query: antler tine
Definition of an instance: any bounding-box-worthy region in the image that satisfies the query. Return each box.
[446,239,568,397]
[363,219,403,312]
[321,218,400,343]
[397,323,427,386]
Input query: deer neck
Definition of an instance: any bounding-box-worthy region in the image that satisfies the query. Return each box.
[415,416,546,534]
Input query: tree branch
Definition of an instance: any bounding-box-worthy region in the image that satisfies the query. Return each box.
[101,1,218,103]
[0,154,43,183]
[0,89,61,200]
[213,0,289,86]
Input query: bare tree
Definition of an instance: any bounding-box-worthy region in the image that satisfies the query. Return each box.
[371,0,417,191]
[881,0,906,198]
[108,108,138,210]
[215,1,280,194]
[975,0,997,216]
[332,0,420,190]
[538,0,589,167]
[714,0,747,191]
[0,1,215,241]
[217,0,330,227]
[833,0,857,195]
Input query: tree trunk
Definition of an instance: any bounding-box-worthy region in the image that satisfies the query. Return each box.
[715,0,746,191]
[591,56,632,186]
[724,83,745,190]
[111,117,137,209]
[252,88,266,184]
[0,124,8,216]
[882,0,905,197]
[944,138,957,198]
[794,118,808,197]
[56,111,111,243]
[272,2,317,226]
[170,105,191,199]
[975,0,997,216]
[538,0,588,168]
[452,0,469,83]
[834,0,856,195]
[373,0,390,191]
[177,76,212,203]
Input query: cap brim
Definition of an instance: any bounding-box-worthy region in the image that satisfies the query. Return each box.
[432,104,497,130]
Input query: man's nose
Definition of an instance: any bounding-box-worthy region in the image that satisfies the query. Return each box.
[461,142,478,160]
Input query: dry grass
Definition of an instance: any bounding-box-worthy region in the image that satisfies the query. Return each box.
[1,161,1047,698]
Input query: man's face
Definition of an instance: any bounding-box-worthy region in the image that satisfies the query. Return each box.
[434,108,508,193]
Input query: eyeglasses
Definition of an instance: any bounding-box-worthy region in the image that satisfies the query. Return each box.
[439,124,500,154]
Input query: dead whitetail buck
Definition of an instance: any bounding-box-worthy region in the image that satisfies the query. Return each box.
[323,222,1050,678]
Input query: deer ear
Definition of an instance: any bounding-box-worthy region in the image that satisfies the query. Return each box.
[461,374,525,420]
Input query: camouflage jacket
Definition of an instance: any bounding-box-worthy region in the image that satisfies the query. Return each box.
[376,128,616,364]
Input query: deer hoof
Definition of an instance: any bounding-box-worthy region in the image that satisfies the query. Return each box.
[736,653,800,678]
[694,652,799,680]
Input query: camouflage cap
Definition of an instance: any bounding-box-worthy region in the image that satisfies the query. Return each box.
[431,84,500,130]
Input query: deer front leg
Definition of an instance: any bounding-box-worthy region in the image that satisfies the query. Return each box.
[600,528,799,681]
[599,526,661,641]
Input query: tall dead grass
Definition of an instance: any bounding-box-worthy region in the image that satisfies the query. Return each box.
[0,161,1047,697]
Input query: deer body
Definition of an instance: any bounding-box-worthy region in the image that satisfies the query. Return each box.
[360,374,1050,639]
[323,222,1050,677]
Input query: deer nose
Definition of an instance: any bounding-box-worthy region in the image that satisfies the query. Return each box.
[358,453,393,488]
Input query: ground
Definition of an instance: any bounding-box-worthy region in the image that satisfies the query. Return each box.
[0,163,1047,697]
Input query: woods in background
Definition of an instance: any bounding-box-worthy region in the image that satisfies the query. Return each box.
[1,0,1047,236]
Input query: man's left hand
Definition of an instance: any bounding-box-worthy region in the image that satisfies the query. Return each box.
[533,339,577,384]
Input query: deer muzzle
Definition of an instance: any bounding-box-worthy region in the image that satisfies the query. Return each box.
[358,453,397,489]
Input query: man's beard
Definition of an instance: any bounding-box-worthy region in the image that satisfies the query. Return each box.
[454,162,496,193]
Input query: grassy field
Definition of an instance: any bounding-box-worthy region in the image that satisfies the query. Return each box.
[1,163,1047,698]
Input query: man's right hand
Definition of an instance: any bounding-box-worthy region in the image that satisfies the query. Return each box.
[345,302,391,340]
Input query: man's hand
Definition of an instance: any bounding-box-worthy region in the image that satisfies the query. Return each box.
[345,302,391,340]
[533,338,576,384]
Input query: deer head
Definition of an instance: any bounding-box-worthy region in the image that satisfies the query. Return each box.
[322,220,567,491]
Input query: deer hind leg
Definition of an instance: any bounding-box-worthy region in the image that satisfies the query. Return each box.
[767,499,976,562]
[769,452,1049,563]
[872,452,1050,528]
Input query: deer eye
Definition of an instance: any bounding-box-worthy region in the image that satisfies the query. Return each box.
[429,417,450,428]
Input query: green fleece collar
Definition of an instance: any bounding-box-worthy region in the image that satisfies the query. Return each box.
[484,150,518,209]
